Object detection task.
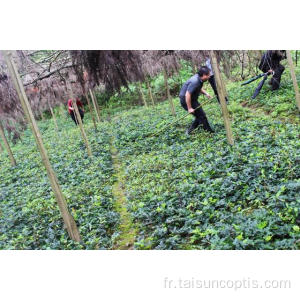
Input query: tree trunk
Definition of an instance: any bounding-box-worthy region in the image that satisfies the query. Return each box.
[89,89,101,122]
[85,92,97,130]
[138,82,148,107]
[241,51,245,80]
[67,83,92,157]
[146,78,155,106]
[0,121,16,166]
[223,56,231,79]
[286,51,300,112]
[163,69,176,116]
[210,51,234,145]
[2,50,81,242]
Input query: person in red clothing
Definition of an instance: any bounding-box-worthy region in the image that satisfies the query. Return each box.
[68,98,84,125]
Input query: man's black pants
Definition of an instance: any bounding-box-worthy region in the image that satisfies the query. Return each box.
[270,64,285,90]
[209,75,229,104]
[70,109,84,125]
[180,97,213,133]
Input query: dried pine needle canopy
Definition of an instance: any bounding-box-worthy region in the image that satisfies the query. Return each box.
[70,50,146,92]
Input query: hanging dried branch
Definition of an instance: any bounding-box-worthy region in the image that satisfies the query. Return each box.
[70,50,145,92]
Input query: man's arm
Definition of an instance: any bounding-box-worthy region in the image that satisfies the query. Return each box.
[201,88,212,99]
[185,91,195,114]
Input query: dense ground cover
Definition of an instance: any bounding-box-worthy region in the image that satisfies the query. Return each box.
[111,91,300,249]
[0,115,119,249]
[0,62,299,250]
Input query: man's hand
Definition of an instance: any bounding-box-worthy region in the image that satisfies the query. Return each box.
[188,108,195,114]
[205,93,212,99]
[267,69,274,75]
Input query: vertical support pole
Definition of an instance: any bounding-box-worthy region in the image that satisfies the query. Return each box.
[210,50,234,145]
[89,89,101,122]
[0,121,16,166]
[286,50,300,112]
[2,50,81,242]
[85,93,97,130]
[67,83,92,157]
[163,68,176,116]
[47,100,59,133]
[138,82,148,107]
[146,78,155,106]
[92,90,101,120]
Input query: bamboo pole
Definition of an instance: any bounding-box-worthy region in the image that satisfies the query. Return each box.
[0,121,16,166]
[92,90,101,121]
[146,78,155,106]
[210,50,234,145]
[47,100,59,133]
[89,89,101,122]
[138,82,148,107]
[163,68,176,116]
[286,50,300,112]
[67,83,92,157]
[85,92,97,130]
[2,50,81,242]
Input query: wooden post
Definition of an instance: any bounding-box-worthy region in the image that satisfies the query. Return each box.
[92,90,101,120]
[89,89,101,122]
[85,93,97,130]
[286,51,300,112]
[47,100,59,133]
[210,50,234,145]
[163,68,176,116]
[0,121,16,166]
[67,83,92,157]
[146,78,155,106]
[138,82,148,107]
[2,50,81,242]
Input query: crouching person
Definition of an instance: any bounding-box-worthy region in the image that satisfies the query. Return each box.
[68,98,84,125]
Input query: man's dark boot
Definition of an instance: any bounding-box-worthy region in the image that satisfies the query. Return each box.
[186,124,197,135]
[186,119,200,135]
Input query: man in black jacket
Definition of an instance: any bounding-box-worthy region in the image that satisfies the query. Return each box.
[259,50,286,91]
[179,66,214,135]
[205,57,229,104]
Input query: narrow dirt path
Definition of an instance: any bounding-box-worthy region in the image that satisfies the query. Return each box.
[109,137,137,249]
